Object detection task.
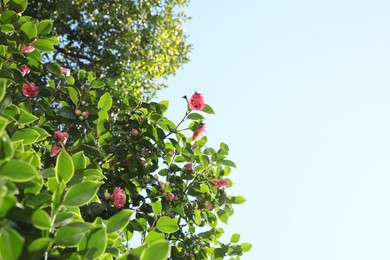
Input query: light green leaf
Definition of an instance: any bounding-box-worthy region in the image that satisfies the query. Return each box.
[78,227,107,259]
[66,87,80,106]
[54,222,92,246]
[0,226,24,260]
[90,79,105,89]
[55,150,74,183]
[33,39,54,52]
[221,159,236,168]
[106,209,134,233]
[155,216,178,234]
[0,159,38,182]
[194,209,201,225]
[144,231,164,244]
[8,0,28,13]
[72,151,87,171]
[140,240,170,260]
[98,93,112,111]
[230,196,247,204]
[37,20,53,35]
[63,181,101,206]
[202,104,215,115]
[28,238,53,256]
[230,233,240,243]
[151,200,162,215]
[20,21,37,40]
[241,242,252,252]
[11,128,39,145]
[32,209,51,230]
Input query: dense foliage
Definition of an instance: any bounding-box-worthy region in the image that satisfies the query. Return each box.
[25,0,191,98]
[0,0,251,259]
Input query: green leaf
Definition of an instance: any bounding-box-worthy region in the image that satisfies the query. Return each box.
[151,200,162,215]
[230,196,247,204]
[0,135,14,160]
[33,39,54,52]
[158,100,169,113]
[72,151,87,171]
[18,114,38,125]
[20,21,37,40]
[0,226,24,260]
[54,222,92,246]
[32,209,51,230]
[140,240,170,260]
[98,93,112,111]
[144,231,164,244]
[28,238,53,256]
[155,216,178,234]
[0,79,11,103]
[0,11,17,24]
[106,209,134,233]
[240,242,252,252]
[37,20,53,35]
[55,150,74,183]
[66,76,75,85]
[202,104,215,115]
[194,209,201,225]
[46,62,61,76]
[217,210,229,224]
[0,159,38,182]
[187,113,205,120]
[78,227,107,259]
[63,181,101,206]
[57,106,76,120]
[90,79,105,89]
[66,87,80,106]
[230,233,240,243]
[8,0,28,13]
[1,24,14,32]
[221,160,236,168]
[11,128,40,145]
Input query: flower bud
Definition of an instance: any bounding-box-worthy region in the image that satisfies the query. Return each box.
[78,116,84,121]
[82,111,89,118]
[75,109,82,116]
[103,192,111,200]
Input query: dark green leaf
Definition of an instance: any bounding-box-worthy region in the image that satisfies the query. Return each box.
[8,0,28,13]
[202,104,215,115]
[32,209,51,230]
[0,226,24,260]
[54,222,92,246]
[78,227,107,259]
[107,209,134,233]
[55,150,74,183]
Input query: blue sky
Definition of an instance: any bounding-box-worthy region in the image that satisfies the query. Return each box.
[156,1,390,259]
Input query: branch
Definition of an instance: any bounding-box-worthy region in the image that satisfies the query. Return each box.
[54,46,92,61]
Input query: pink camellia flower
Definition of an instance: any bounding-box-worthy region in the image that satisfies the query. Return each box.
[131,128,138,136]
[192,123,207,141]
[20,64,30,77]
[188,92,206,111]
[166,193,176,202]
[50,142,64,157]
[22,82,39,97]
[60,67,71,76]
[50,131,70,157]
[212,179,229,189]
[204,201,213,210]
[54,131,69,143]
[184,162,193,169]
[20,45,35,53]
[112,187,126,209]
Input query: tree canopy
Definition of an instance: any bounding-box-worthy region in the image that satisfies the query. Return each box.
[26,0,191,98]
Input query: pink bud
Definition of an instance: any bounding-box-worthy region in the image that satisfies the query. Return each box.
[22,82,39,97]
[166,193,176,202]
[184,162,193,169]
[131,128,138,136]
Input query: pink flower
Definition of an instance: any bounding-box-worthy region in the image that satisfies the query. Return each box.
[204,201,213,210]
[54,131,69,143]
[192,123,207,141]
[188,92,206,111]
[50,142,64,157]
[166,193,176,202]
[60,67,71,76]
[20,64,30,77]
[184,162,193,169]
[131,128,138,136]
[20,45,35,53]
[212,179,229,189]
[50,131,69,157]
[112,187,126,209]
[22,82,39,97]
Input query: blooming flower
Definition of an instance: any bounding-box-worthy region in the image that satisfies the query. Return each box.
[184,162,193,169]
[166,193,176,202]
[192,123,207,141]
[188,92,206,111]
[22,82,39,97]
[50,131,69,157]
[60,67,71,76]
[54,131,69,143]
[20,40,36,53]
[112,187,126,209]
[212,179,229,189]
[20,45,35,53]
[20,64,30,77]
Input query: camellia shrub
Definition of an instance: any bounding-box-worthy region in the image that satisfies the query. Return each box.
[0,1,251,259]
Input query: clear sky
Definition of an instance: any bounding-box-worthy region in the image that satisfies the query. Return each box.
[156,1,390,259]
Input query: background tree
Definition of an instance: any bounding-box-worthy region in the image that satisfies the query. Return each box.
[26,0,191,99]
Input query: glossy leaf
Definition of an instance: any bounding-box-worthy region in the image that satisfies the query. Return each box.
[11,128,40,145]
[37,20,53,35]
[0,159,39,182]
[78,227,107,259]
[155,216,179,234]
[63,181,101,206]
[20,22,37,40]
[140,240,170,260]
[0,226,24,260]
[106,209,134,233]
[33,39,54,52]
[54,223,92,246]
[55,150,74,183]
[32,209,51,230]
[98,93,112,111]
